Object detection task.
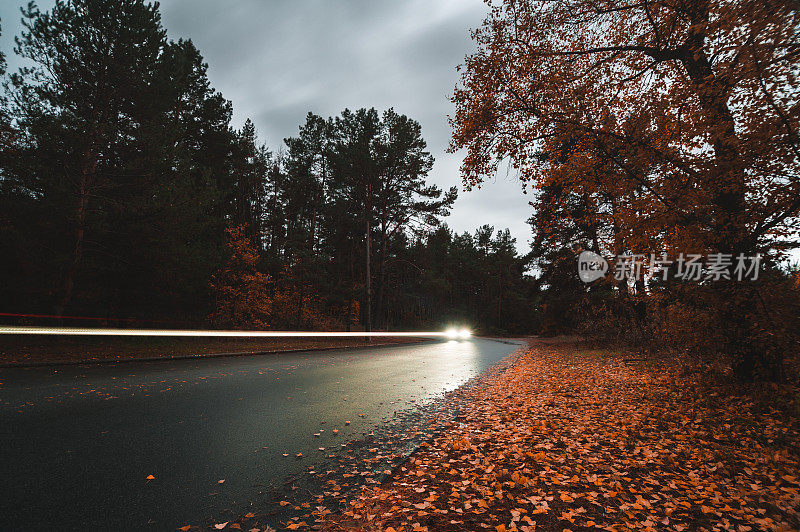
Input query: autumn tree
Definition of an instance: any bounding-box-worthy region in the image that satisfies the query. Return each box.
[451,0,800,378]
[210,225,273,328]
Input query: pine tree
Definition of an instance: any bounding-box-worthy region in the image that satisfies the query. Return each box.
[7,0,168,315]
[373,109,457,329]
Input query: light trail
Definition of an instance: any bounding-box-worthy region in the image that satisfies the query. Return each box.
[0,326,471,338]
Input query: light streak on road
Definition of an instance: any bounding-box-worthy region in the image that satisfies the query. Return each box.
[0,326,472,338]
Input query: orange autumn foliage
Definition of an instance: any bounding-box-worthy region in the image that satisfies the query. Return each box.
[450,0,799,258]
[211,225,353,330]
[270,264,344,331]
[450,0,800,378]
[210,225,273,328]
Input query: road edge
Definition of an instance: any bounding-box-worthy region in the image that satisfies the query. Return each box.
[0,337,442,369]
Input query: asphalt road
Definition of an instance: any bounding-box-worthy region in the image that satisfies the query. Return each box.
[0,337,523,531]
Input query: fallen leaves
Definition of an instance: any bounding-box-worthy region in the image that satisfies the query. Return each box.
[314,340,800,531]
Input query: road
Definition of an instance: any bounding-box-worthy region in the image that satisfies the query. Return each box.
[0,337,523,531]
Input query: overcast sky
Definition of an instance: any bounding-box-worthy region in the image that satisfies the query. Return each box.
[0,0,535,253]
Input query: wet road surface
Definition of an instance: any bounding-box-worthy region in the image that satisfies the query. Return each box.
[0,337,522,530]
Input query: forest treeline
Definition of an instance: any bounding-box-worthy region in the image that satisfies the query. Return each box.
[0,0,539,334]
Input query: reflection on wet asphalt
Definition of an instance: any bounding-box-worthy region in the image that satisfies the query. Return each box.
[0,338,522,530]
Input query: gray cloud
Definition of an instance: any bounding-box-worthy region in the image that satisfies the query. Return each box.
[0,0,534,251]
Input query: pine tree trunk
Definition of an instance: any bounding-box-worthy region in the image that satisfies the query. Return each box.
[377,217,388,330]
[57,139,100,317]
[57,193,87,317]
[365,204,372,340]
[348,238,355,332]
